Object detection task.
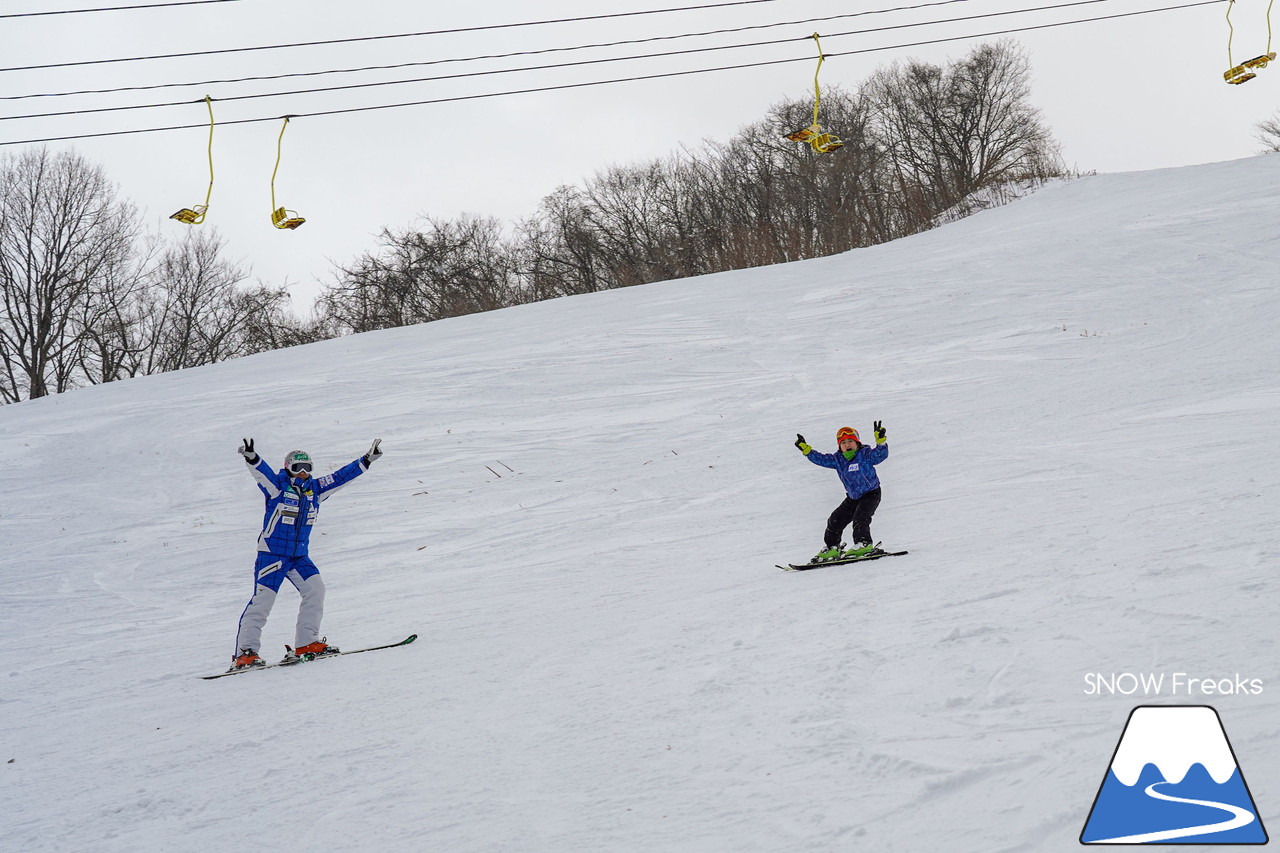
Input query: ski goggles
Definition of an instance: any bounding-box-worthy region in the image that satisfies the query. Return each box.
[288,461,313,474]
[836,427,860,443]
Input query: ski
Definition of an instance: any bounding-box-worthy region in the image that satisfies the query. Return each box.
[201,634,417,679]
[777,550,908,571]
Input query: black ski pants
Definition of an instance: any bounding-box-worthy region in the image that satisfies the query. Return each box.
[824,487,882,548]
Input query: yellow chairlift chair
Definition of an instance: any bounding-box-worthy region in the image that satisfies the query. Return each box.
[170,96,216,225]
[784,34,844,153]
[1224,0,1277,83]
[270,117,306,230]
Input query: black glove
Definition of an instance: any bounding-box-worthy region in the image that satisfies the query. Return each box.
[873,420,887,445]
[238,437,259,464]
[794,433,812,454]
[362,438,383,467]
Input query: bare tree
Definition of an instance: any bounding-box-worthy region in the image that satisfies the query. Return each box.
[778,89,897,254]
[1255,111,1280,152]
[132,229,253,373]
[319,215,521,334]
[572,158,692,287]
[0,148,143,401]
[0,150,330,403]
[236,283,334,353]
[73,230,159,386]
[518,186,608,300]
[866,41,1063,227]
[318,40,1064,333]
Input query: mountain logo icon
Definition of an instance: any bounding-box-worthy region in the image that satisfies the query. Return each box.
[1081,705,1268,845]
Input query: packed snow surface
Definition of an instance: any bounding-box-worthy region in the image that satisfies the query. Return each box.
[4,155,1280,852]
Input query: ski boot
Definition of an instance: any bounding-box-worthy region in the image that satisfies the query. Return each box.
[843,541,881,559]
[286,639,341,662]
[812,543,845,563]
[229,649,265,671]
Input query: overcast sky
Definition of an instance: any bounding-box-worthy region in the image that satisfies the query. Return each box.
[3,0,1277,309]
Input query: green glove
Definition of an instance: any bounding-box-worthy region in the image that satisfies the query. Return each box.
[794,433,812,455]
[874,420,887,445]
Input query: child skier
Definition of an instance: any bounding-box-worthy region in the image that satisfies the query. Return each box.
[795,422,889,562]
[228,437,383,671]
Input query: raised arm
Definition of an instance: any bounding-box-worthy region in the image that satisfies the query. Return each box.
[866,420,889,463]
[239,437,284,497]
[795,433,840,469]
[315,439,383,502]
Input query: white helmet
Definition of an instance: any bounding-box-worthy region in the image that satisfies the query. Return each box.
[283,449,313,474]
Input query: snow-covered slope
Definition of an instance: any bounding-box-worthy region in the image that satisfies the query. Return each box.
[5,155,1280,852]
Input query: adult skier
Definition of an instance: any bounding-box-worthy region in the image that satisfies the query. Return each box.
[794,422,889,562]
[228,437,383,671]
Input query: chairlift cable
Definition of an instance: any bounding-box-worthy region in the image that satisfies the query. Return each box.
[0,0,1172,123]
[0,0,1223,148]
[0,0,245,19]
[0,0,787,72]
[1,0,976,102]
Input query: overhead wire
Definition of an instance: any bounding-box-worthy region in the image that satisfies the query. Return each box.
[0,0,1222,147]
[0,0,1187,123]
[0,0,245,18]
[4,0,976,102]
[0,0,788,72]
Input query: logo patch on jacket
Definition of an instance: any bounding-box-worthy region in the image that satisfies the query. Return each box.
[847,463,860,472]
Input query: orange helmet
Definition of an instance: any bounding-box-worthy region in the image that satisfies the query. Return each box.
[836,427,860,444]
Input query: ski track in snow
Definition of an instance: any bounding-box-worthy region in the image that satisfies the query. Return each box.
[3,156,1280,851]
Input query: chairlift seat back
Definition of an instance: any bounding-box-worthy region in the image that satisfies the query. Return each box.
[170,205,208,225]
[272,207,305,230]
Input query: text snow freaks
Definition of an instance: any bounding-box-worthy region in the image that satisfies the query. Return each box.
[1084,673,1263,697]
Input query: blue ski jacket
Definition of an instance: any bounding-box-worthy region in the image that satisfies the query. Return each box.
[805,443,889,499]
[247,457,368,556]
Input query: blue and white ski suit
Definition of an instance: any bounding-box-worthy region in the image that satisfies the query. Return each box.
[249,457,367,556]
[234,456,369,655]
